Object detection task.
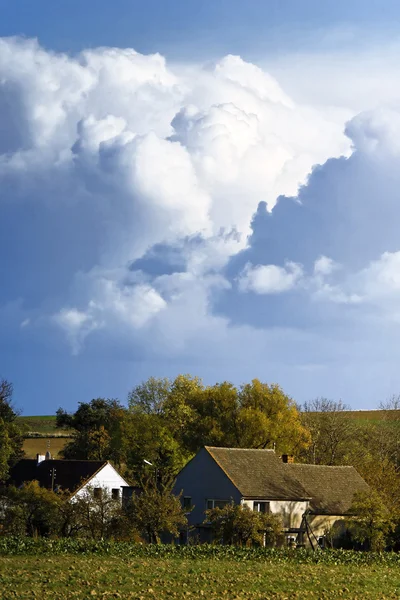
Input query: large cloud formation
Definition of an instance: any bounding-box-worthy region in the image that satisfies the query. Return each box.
[3,36,400,403]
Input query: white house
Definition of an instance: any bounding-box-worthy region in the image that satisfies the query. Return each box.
[173,446,369,546]
[9,455,129,501]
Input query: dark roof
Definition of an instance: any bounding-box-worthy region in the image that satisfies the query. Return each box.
[9,459,107,493]
[286,463,370,515]
[205,447,311,501]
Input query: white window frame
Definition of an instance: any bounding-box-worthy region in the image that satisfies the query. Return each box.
[253,501,270,514]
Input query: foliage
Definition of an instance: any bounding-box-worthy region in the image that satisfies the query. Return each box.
[56,398,125,464]
[4,553,400,600]
[0,483,128,540]
[205,502,283,547]
[347,490,395,552]
[121,410,186,484]
[0,481,64,537]
[4,539,400,565]
[127,375,310,462]
[0,378,24,483]
[127,478,188,543]
[70,486,128,540]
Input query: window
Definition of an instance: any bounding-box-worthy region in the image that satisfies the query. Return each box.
[253,501,270,514]
[206,499,229,510]
[183,496,192,510]
[112,488,120,501]
[94,488,102,499]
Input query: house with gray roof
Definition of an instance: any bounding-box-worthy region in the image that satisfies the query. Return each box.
[173,446,369,546]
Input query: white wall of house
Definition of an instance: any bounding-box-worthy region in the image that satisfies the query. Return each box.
[308,514,346,539]
[73,463,129,501]
[242,498,309,529]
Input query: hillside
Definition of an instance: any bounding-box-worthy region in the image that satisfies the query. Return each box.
[17,415,73,459]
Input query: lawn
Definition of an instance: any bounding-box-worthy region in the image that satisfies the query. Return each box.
[0,555,399,599]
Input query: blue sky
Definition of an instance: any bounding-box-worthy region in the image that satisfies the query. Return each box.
[2,1,400,414]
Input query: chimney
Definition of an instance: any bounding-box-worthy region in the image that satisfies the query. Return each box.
[45,451,52,461]
[36,454,46,465]
[281,454,294,464]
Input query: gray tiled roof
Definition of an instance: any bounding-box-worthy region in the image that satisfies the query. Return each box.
[205,447,311,500]
[286,463,370,515]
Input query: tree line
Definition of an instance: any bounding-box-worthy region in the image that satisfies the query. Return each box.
[2,374,400,548]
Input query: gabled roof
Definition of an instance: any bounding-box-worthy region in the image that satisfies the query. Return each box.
[9,459,107,494]
[286,463,370,515]
[205,447,310,501]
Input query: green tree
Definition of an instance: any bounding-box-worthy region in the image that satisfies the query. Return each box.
[57,398,126,464]
[121,410,186,484]
[348,490,395,552]
[128,376,171,415]
[205,503,283,547]
[127,478,188,544]
[236,380,310,453]
[0,481,63,537]
[0,378,24,483]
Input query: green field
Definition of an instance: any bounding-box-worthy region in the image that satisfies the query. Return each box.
[17,415,64,434]
[0,555,399,599]
[16,416,73,458]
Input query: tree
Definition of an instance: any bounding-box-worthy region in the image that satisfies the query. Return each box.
[205,503,283,547]
[347,490,395,552]
[57,398,126,464]
[236,380,310,453]
[126,375,310,465]
[0,481,63,537]
[121,410,186,484]
[71,486,126,540]
[127,478,188,544]
[128,376,171,415]
[0,378,24,482]
[300,398,357,465]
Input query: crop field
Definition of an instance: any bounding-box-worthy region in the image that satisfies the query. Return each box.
[1,554,400,599]
[22,436,70,459]
[1,543,400,599]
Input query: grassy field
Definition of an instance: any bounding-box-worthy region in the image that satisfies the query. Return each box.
[17,416,73,458]
[0,554,399,599]
[17,415,63,434]
[22,436,70,459]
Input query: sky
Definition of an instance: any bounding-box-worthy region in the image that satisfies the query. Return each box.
[2,2,400,413]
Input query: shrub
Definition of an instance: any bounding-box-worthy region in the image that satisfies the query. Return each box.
[205,503,283,547]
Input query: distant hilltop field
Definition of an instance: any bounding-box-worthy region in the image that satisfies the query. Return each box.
[16,410,397,459]
[17,415,73,459]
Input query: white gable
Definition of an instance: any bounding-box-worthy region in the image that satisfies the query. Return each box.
[73,462,129,499]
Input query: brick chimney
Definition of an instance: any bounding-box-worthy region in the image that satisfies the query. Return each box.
[281,454,294,464]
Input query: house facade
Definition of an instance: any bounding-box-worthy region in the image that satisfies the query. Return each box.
[173,446,369,546]
[9,454,129,501]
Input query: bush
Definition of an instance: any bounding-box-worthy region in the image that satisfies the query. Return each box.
[205,503,283,547]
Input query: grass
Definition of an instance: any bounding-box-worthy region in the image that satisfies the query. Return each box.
[17,415,64,434]
[0,554,399,599]
[22,436,70,459]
